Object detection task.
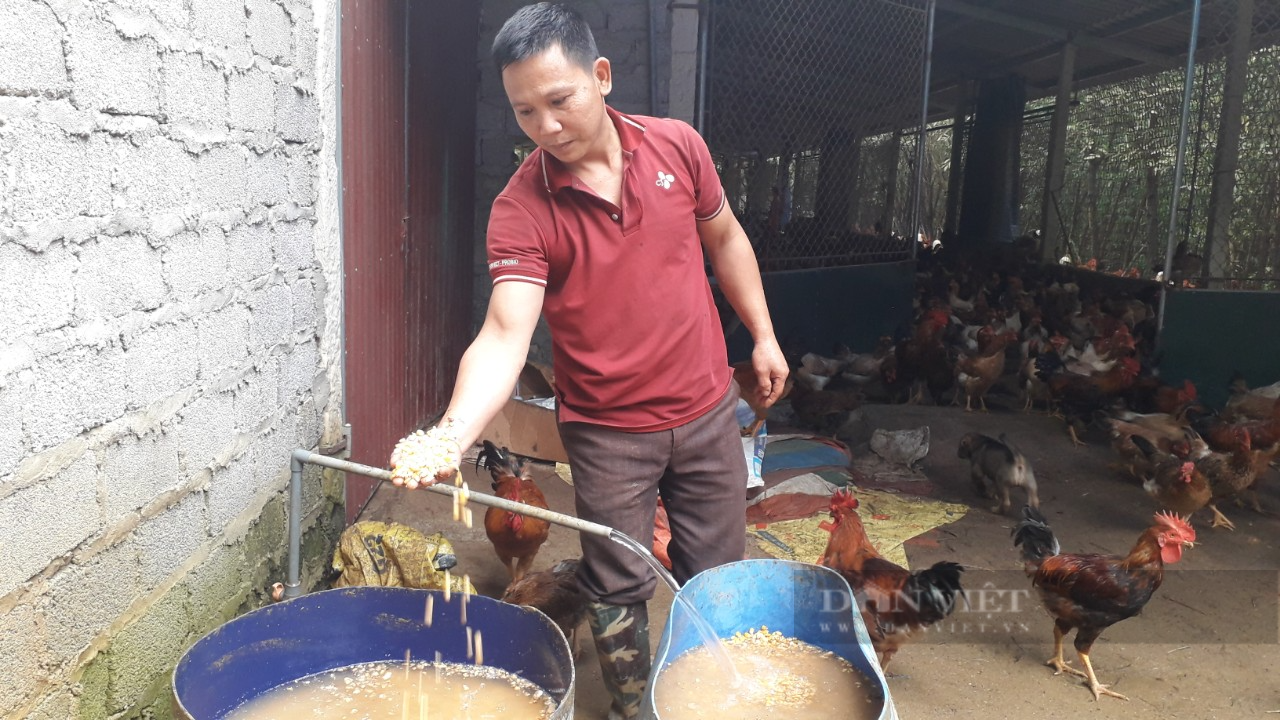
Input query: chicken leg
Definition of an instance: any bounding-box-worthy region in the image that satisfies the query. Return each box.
[1207,504,1236,530]
[1067,425,1086,448]
[1046,624,1086,678]
[1078,650,1128,701]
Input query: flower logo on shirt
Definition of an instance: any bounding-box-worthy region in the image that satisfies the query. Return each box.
[655,171,675,189]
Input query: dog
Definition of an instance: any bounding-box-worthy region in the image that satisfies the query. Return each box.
[957,433,1040,515]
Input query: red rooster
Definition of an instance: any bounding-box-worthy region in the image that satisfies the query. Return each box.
[479,441,551,588]
[1013,507,1197,701]
[818,489,965,670]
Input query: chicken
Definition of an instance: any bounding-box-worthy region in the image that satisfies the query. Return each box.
[501,558,587,655]
[1109,409,1194,443]
[1193,429,1258,530]
[478,441,551,587]
[887,307,952,405]
[1189,396,1280,455]
[1167,240,1203,286]
[818,489,965,670]
[1045,357,1142,446]
[1124,377,1199,416]
[1223,375,1280,422]
[1132,435,1212,518]
[953,326,1017,412]
[1103,409,1197,481]
[839,336,896,378]
[1013,506,1197,701]
[788,381,863,437]
[1021,333,1068,413]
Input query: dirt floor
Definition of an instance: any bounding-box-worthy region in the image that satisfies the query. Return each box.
[360,396,1280,719]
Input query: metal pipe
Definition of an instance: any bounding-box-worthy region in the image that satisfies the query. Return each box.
[649,0,660,115]
[285,450,622,595]
[286,450,683,600]
[695,0,709,136]
[909,0,937,259]
[285,452,305,599]
[1156,0,1202,344]
[294,450,619,539]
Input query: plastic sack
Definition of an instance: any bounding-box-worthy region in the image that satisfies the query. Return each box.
[330,521,474,594]
[735,399,767,489]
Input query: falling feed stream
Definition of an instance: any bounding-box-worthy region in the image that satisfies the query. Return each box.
[290,450,743,686]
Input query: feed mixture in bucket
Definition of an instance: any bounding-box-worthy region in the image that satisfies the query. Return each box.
[173,586,574,720]
[643,559,898,720]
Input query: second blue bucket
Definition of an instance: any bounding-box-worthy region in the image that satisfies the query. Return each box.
[643,559,898,720]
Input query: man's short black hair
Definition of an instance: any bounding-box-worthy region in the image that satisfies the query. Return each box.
[492,2,599,74]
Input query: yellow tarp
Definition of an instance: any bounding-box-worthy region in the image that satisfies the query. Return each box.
[751,488,968,568]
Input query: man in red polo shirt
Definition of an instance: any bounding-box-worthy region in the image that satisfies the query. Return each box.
[390,3,787,717]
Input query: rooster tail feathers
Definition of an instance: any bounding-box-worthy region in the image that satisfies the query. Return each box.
[904,561,965,623]
[1033,351,1064,380]
[1012,505,1059,569]
[477,440,524,487]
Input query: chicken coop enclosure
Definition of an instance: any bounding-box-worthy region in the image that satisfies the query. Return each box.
[702,0,1280,293]
[700,0,1280,393]
[701,0,933,271]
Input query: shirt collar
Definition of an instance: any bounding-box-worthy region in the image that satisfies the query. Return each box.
[540,105,647,194]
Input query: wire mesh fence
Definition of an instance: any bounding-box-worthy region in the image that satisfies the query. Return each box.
[1185,0,1280,290]
[1014,0,1280,290]
[703,0,931,270]
[1020,72,1189,276]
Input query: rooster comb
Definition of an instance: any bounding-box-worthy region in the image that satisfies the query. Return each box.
[1153,511,1195,539]
[830,488,860,513]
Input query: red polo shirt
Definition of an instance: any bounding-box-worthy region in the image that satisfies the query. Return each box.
[486,106,733,430]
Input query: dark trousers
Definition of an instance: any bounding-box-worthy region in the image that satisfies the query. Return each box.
[559,384,748,605]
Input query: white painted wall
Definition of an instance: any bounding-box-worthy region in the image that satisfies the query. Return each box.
[0,0,343,715]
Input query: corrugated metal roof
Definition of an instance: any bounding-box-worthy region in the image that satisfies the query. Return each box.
[929,0,1280,114]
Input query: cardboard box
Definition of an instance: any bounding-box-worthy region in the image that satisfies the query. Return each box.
[480,362,570,463]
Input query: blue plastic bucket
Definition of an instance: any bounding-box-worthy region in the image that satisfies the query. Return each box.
[173,586,574,719]
[644,559,897,720]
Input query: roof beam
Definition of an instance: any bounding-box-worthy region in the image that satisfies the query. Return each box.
[935,0,1181,69]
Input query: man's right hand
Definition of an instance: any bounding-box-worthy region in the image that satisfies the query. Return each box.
[389,424,463,488]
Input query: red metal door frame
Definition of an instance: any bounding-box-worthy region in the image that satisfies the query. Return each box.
[340,0,478,523]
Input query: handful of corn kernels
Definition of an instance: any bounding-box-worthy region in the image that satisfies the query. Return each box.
[390,422,462,487]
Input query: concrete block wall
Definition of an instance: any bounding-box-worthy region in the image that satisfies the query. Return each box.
[0,0,345,717]
[472,0,673,360]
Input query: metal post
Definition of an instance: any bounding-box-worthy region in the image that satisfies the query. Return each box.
[883,130,903,235]
[942,83,970,240]
[695,0,710,136]
[1040,41,1076,263]
[910,0,937,258]
[1201,0,1255,287]
[649,0,660,115]
[1156,0,1202,342]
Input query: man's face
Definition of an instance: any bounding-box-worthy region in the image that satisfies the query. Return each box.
[502,44,611,165]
